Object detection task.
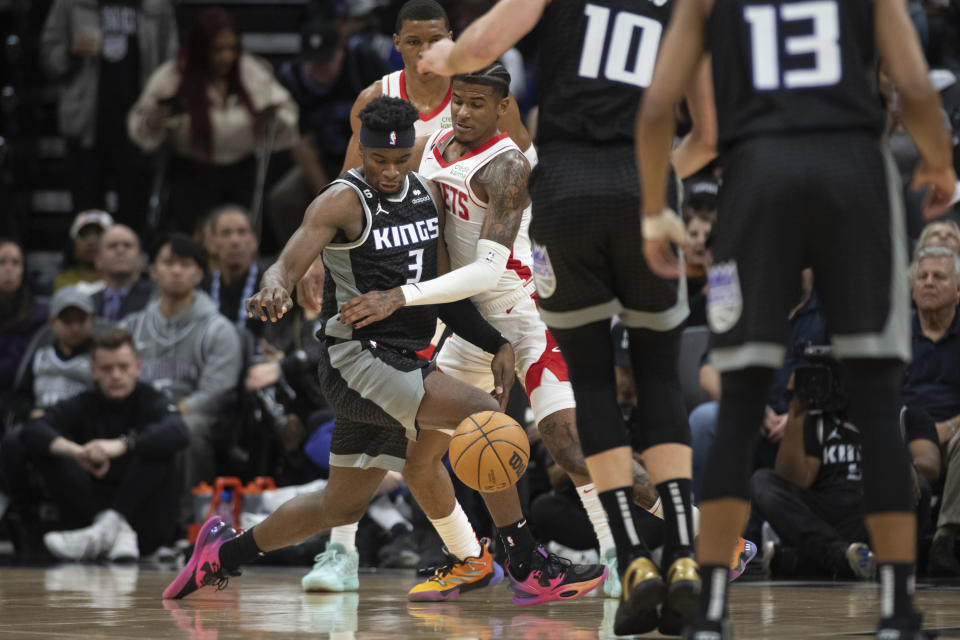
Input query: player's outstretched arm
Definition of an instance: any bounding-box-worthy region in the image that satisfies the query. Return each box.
[418,0,548,76]
[247,186,358,322]
[636,0,712,278]
[875,0,956,219]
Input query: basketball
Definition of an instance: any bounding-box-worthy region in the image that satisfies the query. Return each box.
[449,411,530,493]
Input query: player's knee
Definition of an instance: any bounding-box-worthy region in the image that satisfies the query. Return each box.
[537,410,588,475]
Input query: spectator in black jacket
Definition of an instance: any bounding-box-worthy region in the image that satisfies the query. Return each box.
[21,328,188,561]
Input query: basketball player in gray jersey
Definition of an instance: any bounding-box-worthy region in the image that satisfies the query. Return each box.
[162,97,523,600]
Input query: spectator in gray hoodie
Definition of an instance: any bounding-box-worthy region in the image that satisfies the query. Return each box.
[120,234,241,494]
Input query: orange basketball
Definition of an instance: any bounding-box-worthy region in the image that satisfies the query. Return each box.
[449,411,530,493]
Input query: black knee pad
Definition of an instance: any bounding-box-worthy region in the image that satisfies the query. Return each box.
[843,358,914,514]
[698,367,774,502]
[627,327,691,449]
[551,322,630,458]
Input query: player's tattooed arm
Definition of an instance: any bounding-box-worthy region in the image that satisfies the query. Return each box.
[472,149,531,248]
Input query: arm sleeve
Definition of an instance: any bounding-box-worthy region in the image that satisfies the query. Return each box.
[21,395,87,456]
[131,391,190,457]
[181,319,243,417]
[437,299,509,355]
[400,239,511,306]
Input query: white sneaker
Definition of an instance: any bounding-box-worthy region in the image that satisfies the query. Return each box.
[302,542,360,592]
[44,522,113,561]
[107,516,139,562]
[601,547,621,598]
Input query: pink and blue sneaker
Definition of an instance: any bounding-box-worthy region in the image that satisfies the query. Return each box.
[505,546,608,606]
[728,537,758,582]
[163,516,241,599]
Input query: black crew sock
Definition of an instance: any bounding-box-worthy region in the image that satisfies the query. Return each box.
[656,478,695,566]
[598,487,650,573]
[879,563,916,619]
[499,519,538,580]
[219,528,263,572]
[696,565,729,623]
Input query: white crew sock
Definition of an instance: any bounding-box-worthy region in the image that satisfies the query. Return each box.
[367,494,411,533]
[648,497,664,519]
[330,523,359,552]
[576,483,616,553]
[429,502,482,561]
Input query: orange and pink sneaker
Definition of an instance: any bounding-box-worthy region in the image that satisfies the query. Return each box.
[162,516,240,599]
[505,546,607,606]
[728,537,757,582]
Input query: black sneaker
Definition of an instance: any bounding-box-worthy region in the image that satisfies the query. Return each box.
[877,612,935,639]
[660,556,701,636]
[378,524,420,568]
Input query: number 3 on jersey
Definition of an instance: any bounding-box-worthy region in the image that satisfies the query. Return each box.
[577,4,662,88]
[744,0,842,90]
[406,248,424,284]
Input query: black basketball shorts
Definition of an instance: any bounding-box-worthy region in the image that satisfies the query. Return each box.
[707,132,910,372]
[318,339,433,472]
[528,141,688,331]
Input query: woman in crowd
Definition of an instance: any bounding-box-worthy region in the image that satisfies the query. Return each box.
[128,7,298,233]
[0,239,47,394]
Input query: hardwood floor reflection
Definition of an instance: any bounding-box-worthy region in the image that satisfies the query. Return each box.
[1,564,960,638]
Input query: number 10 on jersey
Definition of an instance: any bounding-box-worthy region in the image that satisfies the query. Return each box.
[578,4,662,88]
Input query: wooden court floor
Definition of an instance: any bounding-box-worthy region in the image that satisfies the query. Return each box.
[2,564,960,639]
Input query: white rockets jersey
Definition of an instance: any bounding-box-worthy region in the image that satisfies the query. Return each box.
[419,127,536,314]
[381,70,453,137]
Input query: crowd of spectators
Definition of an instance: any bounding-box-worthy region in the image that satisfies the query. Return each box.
[0,0,959,584]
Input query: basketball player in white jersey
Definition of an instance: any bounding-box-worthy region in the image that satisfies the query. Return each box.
[339,62,668,603]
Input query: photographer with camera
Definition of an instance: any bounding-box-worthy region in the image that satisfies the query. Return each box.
[754,346,940,580]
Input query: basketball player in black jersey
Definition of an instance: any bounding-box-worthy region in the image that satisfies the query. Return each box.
[636,0,956,637]
[161,97,521,601]
[418,1,717,636]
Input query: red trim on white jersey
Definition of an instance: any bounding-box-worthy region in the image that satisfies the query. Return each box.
[398,70,452,123]
[431,131,511,169]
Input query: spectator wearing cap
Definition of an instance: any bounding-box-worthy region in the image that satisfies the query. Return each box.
[0,239,47,394]
[682,175,717,326]
[120,234,241,499]
[9,287,96,425]
[16,328,188,561]
[269,18,388,241]
[903,246,960,575]
[39,0,177,228]
[54,210,114,292]
[92,224,154,322]
[127,8,299,234]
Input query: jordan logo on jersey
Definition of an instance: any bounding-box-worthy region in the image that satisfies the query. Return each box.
[372,218,439,250]
[376,201,390,216]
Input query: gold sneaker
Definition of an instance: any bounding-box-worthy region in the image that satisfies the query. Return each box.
[659,556,701,636]
[613,556,666,636]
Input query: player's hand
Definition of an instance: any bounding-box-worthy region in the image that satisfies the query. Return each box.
[417,39,456,76]
[296,257,325,312]
[913,161,958,221]
[339,288,405,329]
[247,285,293,322]
[642,208,687,279]
[490,342,516,411]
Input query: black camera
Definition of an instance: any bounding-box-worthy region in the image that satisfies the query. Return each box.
[792,344,846,413]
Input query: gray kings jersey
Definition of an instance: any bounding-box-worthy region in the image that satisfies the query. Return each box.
[320,169,441,352]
